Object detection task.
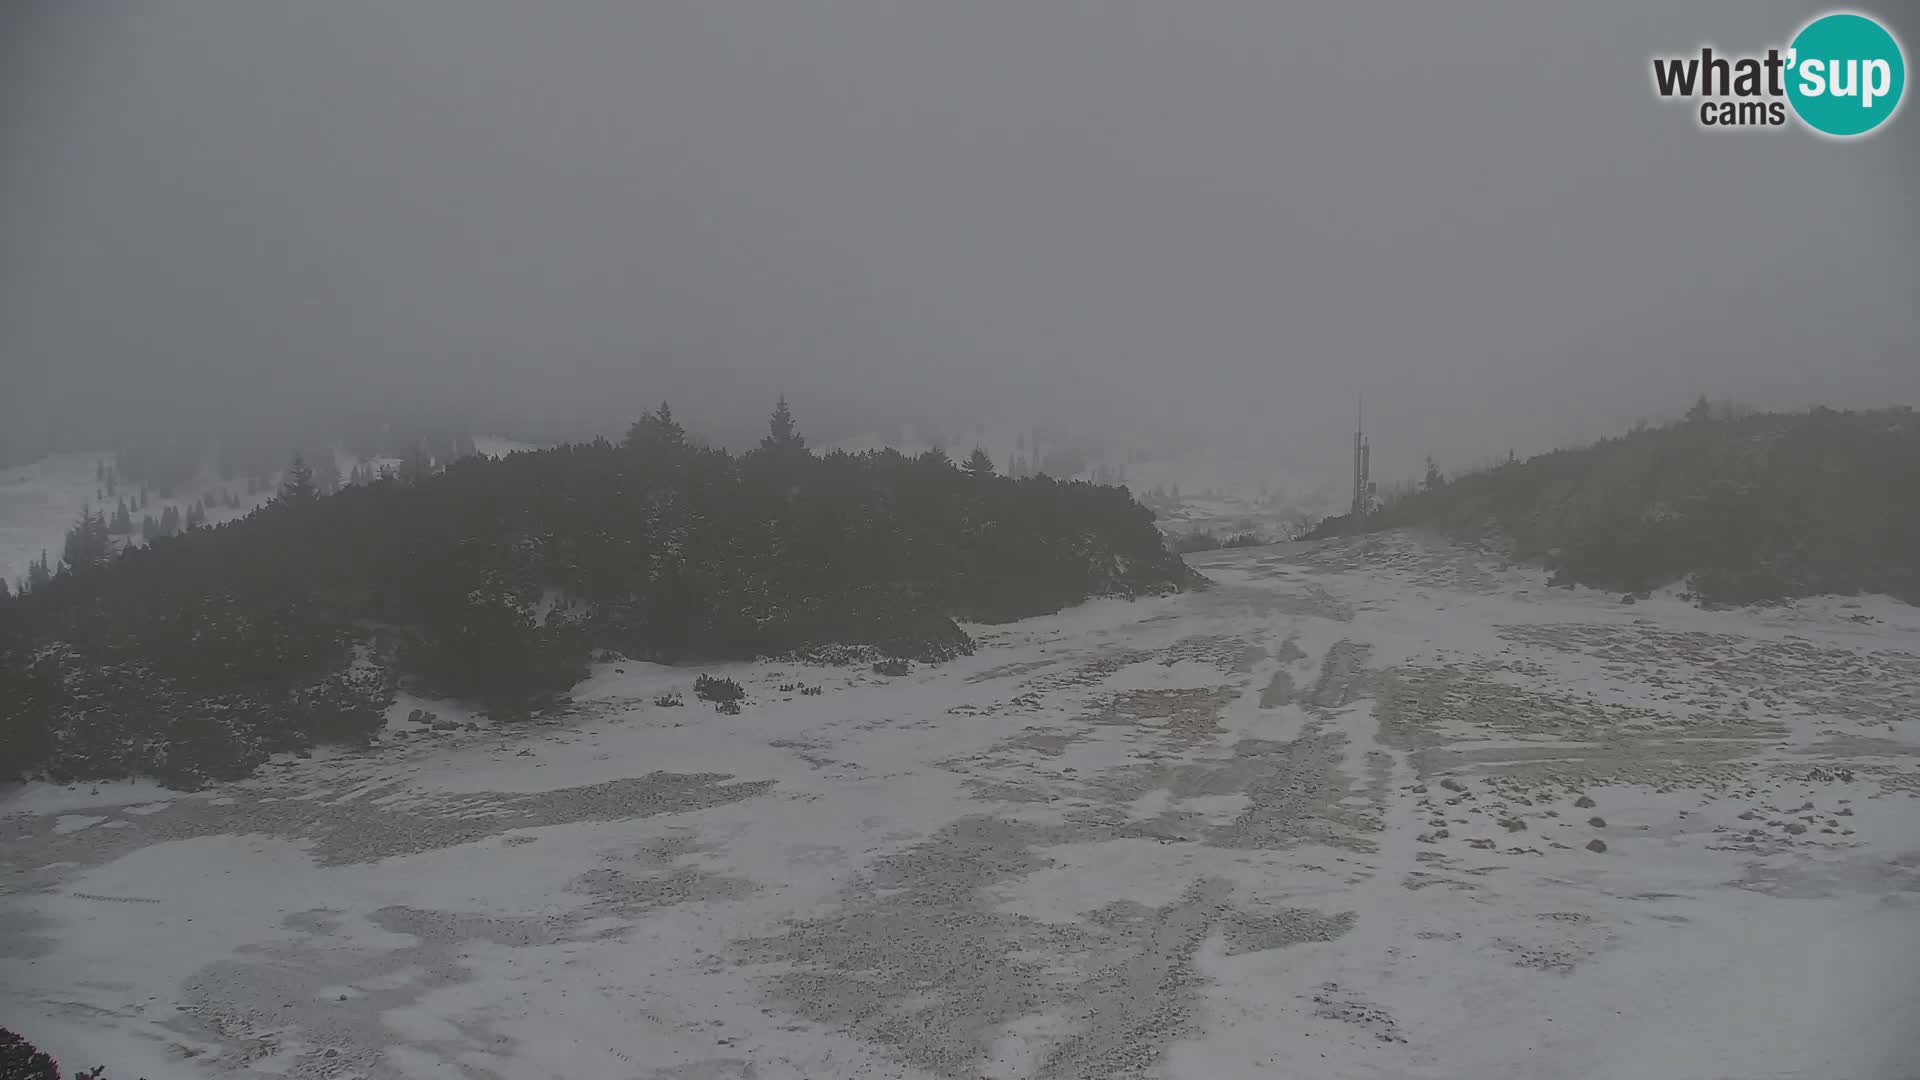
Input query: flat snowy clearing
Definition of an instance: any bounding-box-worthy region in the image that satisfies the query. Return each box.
[5,532,1919,1079]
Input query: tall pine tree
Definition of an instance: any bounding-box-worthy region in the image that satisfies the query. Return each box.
[60,507,113,575]
[26,550,52,592]
[280,454,319,504]
[760,395,806,455]
[964,447,996,477]
[625,401,689,457]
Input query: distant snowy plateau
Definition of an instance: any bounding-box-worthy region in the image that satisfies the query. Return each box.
[5,529,1919,1079]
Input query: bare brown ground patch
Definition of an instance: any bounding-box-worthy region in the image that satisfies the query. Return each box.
[1374,666,1780,790]
[738,817,1354,1080]
[0,772,777,890]
[1090,687,1239,746]
[1498,623,1920,731]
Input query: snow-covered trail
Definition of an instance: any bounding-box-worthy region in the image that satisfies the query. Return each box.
[5,532,1919,1079]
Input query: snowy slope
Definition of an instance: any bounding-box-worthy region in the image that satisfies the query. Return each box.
[0,452,108,590]
[0,453,278,590]
[469,435,540,459]
[4,531,1919,1078]
[0,437,540,590]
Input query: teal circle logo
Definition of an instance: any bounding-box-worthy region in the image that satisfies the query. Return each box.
[1787,12,1906,137]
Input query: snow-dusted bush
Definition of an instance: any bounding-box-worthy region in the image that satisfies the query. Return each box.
[693,674,745,704]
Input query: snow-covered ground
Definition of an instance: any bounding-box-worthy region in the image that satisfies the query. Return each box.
[1147,488,1330,546]
[0,453,279,590]
[469,436,540,460]
[0,452,108,588]
[5,531,1919,1079]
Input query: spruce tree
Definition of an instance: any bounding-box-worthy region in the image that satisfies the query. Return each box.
[1686,393,1713,425]
[625,401,689,457]
[159,504,181,536]
[141,514,158,541]
[111,497,133,535]
[760,395,806,455]
[280,454,319,504]
[964,447,996,477]
[26,550,52,592]
[60,507,113,575]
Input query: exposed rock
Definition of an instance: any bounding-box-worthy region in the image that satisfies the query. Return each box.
[1440,778,1465,793]
[1573,796,1597,809]
[1587,816,1607,828]
[1585,838,1608,853]
[1500,817,1526,832]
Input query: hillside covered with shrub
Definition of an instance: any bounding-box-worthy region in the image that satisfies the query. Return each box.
[1310,403,1920,606]
[0,400,1198,788]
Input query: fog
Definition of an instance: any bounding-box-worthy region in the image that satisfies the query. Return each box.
[4,1,1915,484]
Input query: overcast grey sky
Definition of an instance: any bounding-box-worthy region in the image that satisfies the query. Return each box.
[4,1,1915,480]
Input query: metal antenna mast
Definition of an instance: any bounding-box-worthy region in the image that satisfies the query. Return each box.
[1351,393,1372,520]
